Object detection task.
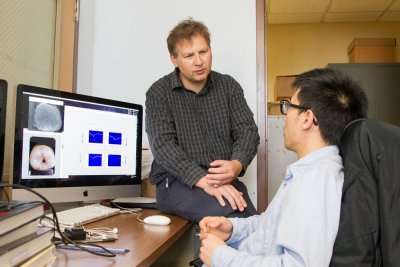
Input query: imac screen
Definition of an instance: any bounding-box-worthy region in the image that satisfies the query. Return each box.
[13,84,142,194]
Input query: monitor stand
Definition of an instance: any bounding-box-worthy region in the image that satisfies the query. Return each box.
[111,197,156,209]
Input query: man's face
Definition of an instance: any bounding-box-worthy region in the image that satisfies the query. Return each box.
[170,34,212,89]
[283,90,303,151]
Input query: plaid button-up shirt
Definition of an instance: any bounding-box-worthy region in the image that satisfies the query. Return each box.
[145,69,260,187]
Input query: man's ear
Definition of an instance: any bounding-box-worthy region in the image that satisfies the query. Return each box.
[170,54,177,67]
[302,110,315,130]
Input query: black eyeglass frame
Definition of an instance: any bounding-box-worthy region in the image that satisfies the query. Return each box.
[279,99,310,115]
[279,99,319,125]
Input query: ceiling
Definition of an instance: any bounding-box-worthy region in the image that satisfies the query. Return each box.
[267,0,400,24]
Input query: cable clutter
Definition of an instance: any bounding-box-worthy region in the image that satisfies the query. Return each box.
[84,227,119,242]
[62,226,119,242]
[63,227,87,241]
[0,183,128,258]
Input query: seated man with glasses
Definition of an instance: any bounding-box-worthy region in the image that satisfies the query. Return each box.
[198,68,368,267]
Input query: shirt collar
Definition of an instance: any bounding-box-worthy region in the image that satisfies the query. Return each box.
[169,68,214,95]
[284,145,340,181]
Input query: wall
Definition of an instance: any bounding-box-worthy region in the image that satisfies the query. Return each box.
[76,0,259,206]
[0,0,56,182]
[267,116,297,202]
[267,22,400,101]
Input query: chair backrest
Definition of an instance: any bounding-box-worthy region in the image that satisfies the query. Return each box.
[330,119,400,267]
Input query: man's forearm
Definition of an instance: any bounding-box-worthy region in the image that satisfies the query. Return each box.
[212,245,304,267]
[226,215,262,245]
[149,140,207,186]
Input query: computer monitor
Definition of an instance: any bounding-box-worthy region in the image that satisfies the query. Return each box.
[0,80,7,179]
[12,84,142,203]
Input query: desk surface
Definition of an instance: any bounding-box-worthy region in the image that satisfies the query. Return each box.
[54,209,191,267]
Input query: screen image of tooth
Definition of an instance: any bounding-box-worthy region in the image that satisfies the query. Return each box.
[28,101,64,132]
[29,136,56,175]
[30,145,55,170]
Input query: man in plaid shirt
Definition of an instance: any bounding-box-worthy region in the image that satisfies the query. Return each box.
[146,19,259,222]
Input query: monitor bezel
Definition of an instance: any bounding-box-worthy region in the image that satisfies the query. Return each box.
[13,84,143,189]
[0,80,7,180]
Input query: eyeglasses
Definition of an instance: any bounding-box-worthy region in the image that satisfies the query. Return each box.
[280,99,319,125]
[279,99,310,115]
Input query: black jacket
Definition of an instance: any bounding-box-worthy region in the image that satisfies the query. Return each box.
[330,119,400,267]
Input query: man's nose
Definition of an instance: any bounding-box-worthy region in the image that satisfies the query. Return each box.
[193,54,203,65]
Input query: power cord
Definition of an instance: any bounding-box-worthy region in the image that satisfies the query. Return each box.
[110,201,145,223]
[110,202,142,213]
[0,183,116,257]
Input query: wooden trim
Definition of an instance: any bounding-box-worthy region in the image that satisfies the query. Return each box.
[256,0,267,212]
[53,0,76,92]
[72,2,79,93]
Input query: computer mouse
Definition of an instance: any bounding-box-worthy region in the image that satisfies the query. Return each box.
[143,215,171,226]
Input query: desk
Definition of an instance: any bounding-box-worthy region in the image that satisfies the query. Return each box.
[54,210,191,267]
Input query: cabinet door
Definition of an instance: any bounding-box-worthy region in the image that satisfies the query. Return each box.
[328,63,400,126]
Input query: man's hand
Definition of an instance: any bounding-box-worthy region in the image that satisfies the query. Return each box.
[206,160,243,186]
[200,233,225,267]
[199,216,233,241]
[196,177,247,211]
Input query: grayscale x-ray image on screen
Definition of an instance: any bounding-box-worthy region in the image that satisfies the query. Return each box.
[29,102,64,132]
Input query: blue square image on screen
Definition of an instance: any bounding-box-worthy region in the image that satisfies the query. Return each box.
[108,154,121,167]
[109,132,122,145]
[89,154,102,166]
[89,130,103,144]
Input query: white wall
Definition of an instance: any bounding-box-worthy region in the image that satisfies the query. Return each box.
[267,116,297,202]
[77,0,259,206]
[0,0,56,182]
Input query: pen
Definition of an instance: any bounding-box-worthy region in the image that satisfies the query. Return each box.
[57,244,130,254]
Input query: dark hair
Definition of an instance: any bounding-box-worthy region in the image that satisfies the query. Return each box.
[294,68,368,145]
[167,19,210,57]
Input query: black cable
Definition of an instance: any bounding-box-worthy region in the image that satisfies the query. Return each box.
[0,183,116,257]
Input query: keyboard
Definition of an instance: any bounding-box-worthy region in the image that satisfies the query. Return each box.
[53,204,120,228]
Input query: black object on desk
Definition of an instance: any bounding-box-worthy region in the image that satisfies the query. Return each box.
[111,197,157,209]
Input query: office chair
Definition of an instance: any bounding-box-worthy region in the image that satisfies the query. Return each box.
[330,119,400,267]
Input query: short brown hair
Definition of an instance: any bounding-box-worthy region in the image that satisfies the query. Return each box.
[167,19,211,57]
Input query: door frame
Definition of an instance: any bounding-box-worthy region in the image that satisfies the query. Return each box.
[256,0,267,211]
